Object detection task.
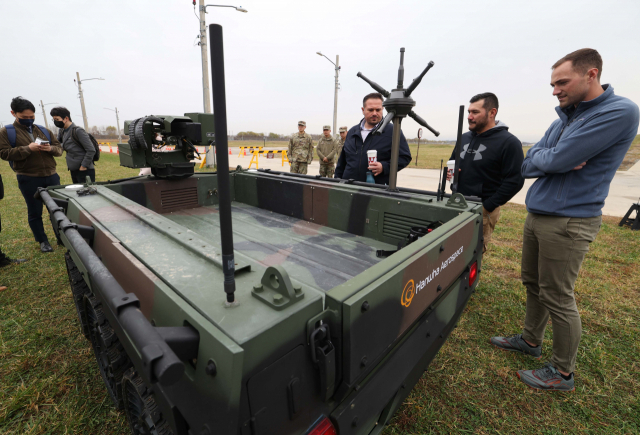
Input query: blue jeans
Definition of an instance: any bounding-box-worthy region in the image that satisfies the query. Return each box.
[16,173,61,243]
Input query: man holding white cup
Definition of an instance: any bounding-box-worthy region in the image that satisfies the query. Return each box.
[335,93,411,184]
[447,92,525,253]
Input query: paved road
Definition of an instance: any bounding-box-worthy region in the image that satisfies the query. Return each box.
[215,151,640,218]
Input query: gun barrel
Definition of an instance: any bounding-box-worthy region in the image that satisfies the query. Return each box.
[356,72,390,97]
[404,61,434,97]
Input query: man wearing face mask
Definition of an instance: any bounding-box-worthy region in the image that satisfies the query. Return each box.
[0,96,63,253]
[50,106,96,183]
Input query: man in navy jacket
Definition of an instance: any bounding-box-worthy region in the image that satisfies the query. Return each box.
[491,49,639,392]
[335,93,412,184]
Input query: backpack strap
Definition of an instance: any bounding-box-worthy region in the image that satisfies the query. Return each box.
[34,125,51,142]
[5,125,16,148]
[71,126,81,144]
[5,126,16,169]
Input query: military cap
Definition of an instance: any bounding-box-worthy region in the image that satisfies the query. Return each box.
[339,126,348,133]
[298,120,306,126]
[323,125,331,130]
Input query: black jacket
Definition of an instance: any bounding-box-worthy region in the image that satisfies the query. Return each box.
[335,120,412,184]
[450,121,525,212]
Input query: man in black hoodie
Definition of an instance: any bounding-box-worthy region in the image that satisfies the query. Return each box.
[448,93,525,252]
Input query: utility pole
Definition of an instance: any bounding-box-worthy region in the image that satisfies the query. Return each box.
[76,72,89,131]
[39,100,58,131]
[75,73,104,133]
[198,0,212,114]
[193,2,247,167]
[333,55,339,136]
[317,52,341,135]
[104,107,122,142]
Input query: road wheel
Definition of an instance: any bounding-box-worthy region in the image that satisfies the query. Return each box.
[64,252,91,339]
[84,295,132,409]
[122,368,174,435]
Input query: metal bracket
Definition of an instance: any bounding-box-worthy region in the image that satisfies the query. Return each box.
[446,193,468,209]
[251,266,304,310]
[112,293,140,315]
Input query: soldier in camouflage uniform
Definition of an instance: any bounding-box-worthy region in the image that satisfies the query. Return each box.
[288,121,314,174]
[317,125,338,178]
[337,126,348,159]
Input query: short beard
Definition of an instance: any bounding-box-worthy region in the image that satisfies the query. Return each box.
[469,119,487,133]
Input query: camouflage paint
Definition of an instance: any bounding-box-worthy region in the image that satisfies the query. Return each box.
[47,166,482,435]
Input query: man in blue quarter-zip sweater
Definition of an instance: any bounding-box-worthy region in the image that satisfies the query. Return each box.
[491,49,639,391]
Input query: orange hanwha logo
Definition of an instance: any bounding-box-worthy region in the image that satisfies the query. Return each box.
[401,279,415,307]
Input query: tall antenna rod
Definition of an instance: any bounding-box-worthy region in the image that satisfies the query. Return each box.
[209,24,236,304]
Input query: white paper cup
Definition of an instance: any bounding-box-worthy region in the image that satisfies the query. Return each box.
[446,160,456,178]
[367,150,378,164]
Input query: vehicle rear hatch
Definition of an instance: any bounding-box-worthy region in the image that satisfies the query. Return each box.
[327,211,480,386]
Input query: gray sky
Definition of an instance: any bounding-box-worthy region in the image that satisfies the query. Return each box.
[1,0,639,142]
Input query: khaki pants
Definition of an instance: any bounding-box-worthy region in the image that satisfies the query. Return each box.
[290,162,308,174]
[319,164,335,178]
[521,213,601,373]
[482,206,500,253]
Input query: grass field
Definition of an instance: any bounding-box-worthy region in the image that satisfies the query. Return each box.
[1,153,639,434]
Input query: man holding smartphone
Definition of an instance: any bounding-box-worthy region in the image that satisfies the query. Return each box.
[0,97,63,253]
[50,107,96,183]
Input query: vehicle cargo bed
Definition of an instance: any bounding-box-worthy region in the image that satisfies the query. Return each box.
[162,202,397,292]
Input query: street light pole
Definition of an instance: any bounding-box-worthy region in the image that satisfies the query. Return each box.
[39,100,58,131]
[75,72,104,132]
[104,107,122,142]
[198,0,211,114]
[316,52,340,135]
[76,72,89,131]
[333,55,339,136]
[195,2,247,114]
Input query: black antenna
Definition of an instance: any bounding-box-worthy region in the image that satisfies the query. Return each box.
[436,159,443,201]
[209,24,236,304]
[451,105,465,193]
[397,48,405,89]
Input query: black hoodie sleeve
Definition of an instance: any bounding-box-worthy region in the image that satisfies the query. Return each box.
[483,136,525,212]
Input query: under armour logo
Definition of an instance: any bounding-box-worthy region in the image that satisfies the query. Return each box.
[460,143,486,161]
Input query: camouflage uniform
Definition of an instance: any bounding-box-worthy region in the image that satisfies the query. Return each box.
[288,129,314,174]
[337,137,345,158]
[317,131,338,178]
[337,126,348,159]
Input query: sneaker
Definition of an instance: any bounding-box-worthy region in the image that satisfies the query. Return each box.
[0,256,27,267]
[40,241,53,253]
[517,362,575,391]
[490,333,542,359]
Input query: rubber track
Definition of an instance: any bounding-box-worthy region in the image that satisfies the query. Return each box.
[123,368,174,435]
[84,294,132,410]
[64,251,91,340]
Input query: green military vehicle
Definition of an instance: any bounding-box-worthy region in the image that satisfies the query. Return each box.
[38,25,483,435]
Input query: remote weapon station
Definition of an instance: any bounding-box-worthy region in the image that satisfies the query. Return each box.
[39,25,483,435]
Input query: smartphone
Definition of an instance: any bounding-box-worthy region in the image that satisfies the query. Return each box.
[35,138,49,145]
